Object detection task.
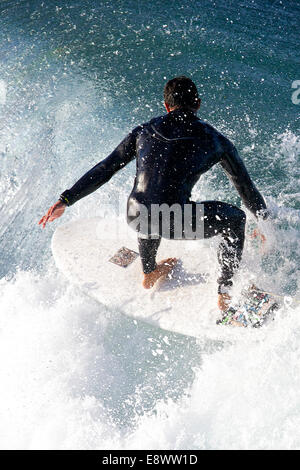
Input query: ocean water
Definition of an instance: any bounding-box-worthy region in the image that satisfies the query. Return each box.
[0,0,300,450]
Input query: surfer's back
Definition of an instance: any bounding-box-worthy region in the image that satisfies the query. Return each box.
[131,109,227,206]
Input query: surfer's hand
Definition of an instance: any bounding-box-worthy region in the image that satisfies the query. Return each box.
[38,200,66,229]
[250,228,266,248]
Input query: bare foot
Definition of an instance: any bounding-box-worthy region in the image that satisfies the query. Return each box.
[218,293,231,312]
[143,258,178,289]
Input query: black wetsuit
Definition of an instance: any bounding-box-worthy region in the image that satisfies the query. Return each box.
[60,109,267,293]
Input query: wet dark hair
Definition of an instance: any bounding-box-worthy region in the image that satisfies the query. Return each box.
[164,76,199,110]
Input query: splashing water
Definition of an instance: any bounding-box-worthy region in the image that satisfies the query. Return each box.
[0,0,299,449]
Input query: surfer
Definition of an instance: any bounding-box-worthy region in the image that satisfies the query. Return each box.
[39,76,268,312]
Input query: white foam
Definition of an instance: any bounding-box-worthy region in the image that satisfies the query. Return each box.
[0,80,6,105]
[0,239,299,450]
[125,305,300,450]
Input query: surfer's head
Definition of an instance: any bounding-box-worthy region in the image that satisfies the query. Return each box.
[164,76,201,113]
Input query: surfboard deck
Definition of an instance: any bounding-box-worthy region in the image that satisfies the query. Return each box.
[51,217,279,341]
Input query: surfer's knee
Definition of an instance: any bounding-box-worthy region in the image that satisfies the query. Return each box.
[222,207,246,242]
[240,208,246,225]
[231,207,246,235]
[233,206,246,224]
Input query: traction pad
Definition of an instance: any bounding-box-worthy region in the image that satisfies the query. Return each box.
[109,247,139,268]
[217,285,280,328]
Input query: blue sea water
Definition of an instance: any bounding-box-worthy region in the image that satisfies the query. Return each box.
[0,0,299,449]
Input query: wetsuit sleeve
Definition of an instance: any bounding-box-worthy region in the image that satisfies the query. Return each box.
[220,141,268,219]
[59,126,141,206]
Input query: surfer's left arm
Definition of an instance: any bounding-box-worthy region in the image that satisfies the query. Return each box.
[220,140,269,221]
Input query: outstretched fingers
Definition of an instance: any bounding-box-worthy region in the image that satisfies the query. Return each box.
[38,205,55,228]
[38,201,66,229]
[38,216,45,226]
[251,228,266,244]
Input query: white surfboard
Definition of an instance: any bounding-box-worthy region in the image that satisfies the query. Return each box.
[51,216,268,341]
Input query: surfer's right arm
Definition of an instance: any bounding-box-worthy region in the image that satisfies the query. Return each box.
[219,139,269,221]
[38,200,66,229]
[59,126,141,207]
[38,126,141,228]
